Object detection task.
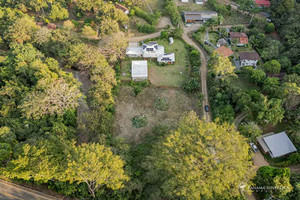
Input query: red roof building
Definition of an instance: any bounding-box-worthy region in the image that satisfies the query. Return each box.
[255,0,271,7]
[230,32,249,45]
[214,46,234,57]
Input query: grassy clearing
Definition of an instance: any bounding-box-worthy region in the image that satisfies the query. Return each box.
[142,0,164,12]
[128,16,150,37]
[149,39,190,87]
[230,74,260,91]
[193,31,219,54]
[113,86,200,142]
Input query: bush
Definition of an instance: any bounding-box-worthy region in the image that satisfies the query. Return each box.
[183,77,201,93]
[134,7,159,25]
[265,23,275,33]
[154,98,169,111]
[160,31,169,40]
[137,24,156,33]
[130,81,150,95]
[132,115,148,128]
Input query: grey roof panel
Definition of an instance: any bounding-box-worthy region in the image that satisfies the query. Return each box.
[263,132,297,158]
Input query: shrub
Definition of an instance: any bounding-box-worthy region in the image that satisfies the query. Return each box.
[154,98,169,111]
[137,24,156,33]
[132,115,148,128]
[160,31,169,40]
[130,81,150,95]
[265,23,275,33]
[134,7,158,25]
[183,77,201,93]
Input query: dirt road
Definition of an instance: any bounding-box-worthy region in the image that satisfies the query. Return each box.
[182,26,212,122]
[0,180,57,200]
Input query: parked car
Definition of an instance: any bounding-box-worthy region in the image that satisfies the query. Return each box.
[250,143,259,153]
[205,105,210,112]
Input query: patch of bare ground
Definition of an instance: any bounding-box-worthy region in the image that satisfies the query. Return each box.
[113,86,200,142]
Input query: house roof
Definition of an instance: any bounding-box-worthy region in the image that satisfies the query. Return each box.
[239,52,261,61]
[126,47,143,55]
[115,3,129,13]
[230,32,248,38]
[257,132,275,153]
[263,132,297,158]
[217,38,227,46]
[131,61,148,78]
[157,53,175,62]
[255,0,271,7]
[183,11,218,20]
[214,46,233,57]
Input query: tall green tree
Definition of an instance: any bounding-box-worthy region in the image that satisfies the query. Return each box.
[148,111,254,199]
[65,143,129,197]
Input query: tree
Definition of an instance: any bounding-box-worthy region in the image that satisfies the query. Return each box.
[98,31,128,63]
[65,143,129,197]
[260,39,281,61]
[250,69,266,84]
[254,166,293,199]
[249,33,266,49]
[100,18,119,35]
[48,3,69,22]
[76,0,104,11]
[33,27,52,46]
[263,60,281,74]
[265,23,275,33]
[238,122,262,142]
[148,111,254,199]
[211,52,236,79]
[4,15,39,43]
[262,77,281,97]
[20,78,83,119]
[82,25,98,38]
[63,20,75,31]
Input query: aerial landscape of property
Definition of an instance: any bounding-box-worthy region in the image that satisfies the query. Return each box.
[0,0,299,199]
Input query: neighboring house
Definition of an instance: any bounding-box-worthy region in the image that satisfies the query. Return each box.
[115,3,129,15]
[157,53,175,64]
[267,73,286,81]
[142,42,165,58]
[239,52,261,67]
[216,38,227,47]
[255,0,271,7]
[214,46,233,57]
[181,0,189,2]
[257,132,297,158]
[131,61,148,81]
[229,32,248,46]
[183,11,218,23]
[195,0,206,4]
[126,42,143,57]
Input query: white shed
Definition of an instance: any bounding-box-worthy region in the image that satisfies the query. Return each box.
[131,61,148,81]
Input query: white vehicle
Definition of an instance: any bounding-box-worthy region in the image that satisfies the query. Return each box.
[250,143,259,153]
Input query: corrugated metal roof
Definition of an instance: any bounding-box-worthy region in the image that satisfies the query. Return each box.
[257,132,275,153]
[263,132,297,158]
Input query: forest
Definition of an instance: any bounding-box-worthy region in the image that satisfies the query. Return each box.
[0,0,299,199]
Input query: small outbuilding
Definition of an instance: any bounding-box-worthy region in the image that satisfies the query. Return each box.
[169,37,174,45]
[115,3,129,15]
[257,132,297,158]
[157,53,175,64]
[131,61,148,81]
[230,32,248,46]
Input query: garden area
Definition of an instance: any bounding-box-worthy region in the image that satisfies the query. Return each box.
[113,86,200,142]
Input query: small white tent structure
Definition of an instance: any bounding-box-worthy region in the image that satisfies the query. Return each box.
[131,61,148,81]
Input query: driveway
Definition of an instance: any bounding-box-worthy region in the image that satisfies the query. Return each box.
[0,180,57,200]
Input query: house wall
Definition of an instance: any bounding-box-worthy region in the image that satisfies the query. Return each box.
[240,59,258,67]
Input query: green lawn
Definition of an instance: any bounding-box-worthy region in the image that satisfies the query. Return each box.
[193,31,219,54]
[148,39,190,87]
[230,74,260,91]
[120,38,191,87]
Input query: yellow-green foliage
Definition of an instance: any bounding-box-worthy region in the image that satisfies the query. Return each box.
[151,111,254,199]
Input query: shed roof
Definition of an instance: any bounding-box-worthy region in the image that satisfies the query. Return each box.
[257,132,275,153]
[239,52,261,61]
[263,132,297,158]
[214,46,234,57]
[131,61,148,78]
[183,11,217,20]
[230,32,248,38]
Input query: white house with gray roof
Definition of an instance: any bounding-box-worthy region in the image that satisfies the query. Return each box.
[157,53,175,64]
[183,11,218,23]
